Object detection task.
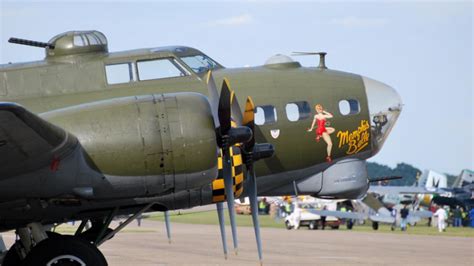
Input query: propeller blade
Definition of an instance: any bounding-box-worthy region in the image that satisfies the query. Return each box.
[218,79,239,255]
[223,145,238,255]
[164,211,171,244]
[216,202,228,259]
[248,165,263,264]
[206,71,220,128]
[242,97,256,151]
[216,79,253,257]
[231,96,244,127]
[218,78,233,135]
[243,97,263,263]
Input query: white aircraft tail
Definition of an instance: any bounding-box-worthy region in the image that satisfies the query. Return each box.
[418,170,447,189]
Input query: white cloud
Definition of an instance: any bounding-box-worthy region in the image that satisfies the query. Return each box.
[329,16,389,28]
[206,14,253,27]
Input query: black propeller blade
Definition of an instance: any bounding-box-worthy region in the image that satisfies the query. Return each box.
[206,72,252,257]
[217,79,252,255]
[207,72,275,263]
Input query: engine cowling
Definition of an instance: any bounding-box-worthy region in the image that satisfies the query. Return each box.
[260,158,368,199]
[45,92,218,197]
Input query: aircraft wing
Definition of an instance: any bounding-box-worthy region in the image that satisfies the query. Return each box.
[0,103,77,178]
[411,210,433,218]
[369,214,395,224]
[368,186,439,195]
[305,209,366,220]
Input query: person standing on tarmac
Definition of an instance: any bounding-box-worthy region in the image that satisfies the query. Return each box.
[390,207,397,231]
[434,206,448,232]
[292,201,302,230]
[400,205,409,231]
[321,206,327,230]
[453,206,462,227]
[469,208,474,228]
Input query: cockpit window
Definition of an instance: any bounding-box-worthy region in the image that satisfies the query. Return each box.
[180,54,218,74]
[137,58,187,81]
[105,63,134,85]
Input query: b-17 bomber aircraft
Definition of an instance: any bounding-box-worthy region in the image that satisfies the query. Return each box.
[0,30,402,265]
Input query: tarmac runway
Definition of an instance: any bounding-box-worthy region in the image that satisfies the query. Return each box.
[1,220,472,265]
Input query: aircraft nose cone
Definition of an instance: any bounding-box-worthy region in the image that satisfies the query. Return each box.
[362,76,402,155]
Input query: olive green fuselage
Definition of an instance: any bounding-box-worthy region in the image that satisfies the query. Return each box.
[0,45,374,228]
[0,47,370,177]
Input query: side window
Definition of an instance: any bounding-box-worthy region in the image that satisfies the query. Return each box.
[137,59,184,81]
[339,99,360,115]
[255,105,277,125]
[285,101,311,122]
[105,63,133,85]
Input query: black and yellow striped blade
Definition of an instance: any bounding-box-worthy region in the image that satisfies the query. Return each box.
[242,96,256,151]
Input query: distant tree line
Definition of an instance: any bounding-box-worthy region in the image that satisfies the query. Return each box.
[367,162,457,187]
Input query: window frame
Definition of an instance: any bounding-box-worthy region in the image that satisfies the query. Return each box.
[104,62,134,85]
[338,99,361,116]
[285,101,311,122]
[255,105,278,126]
[136,57,189,81]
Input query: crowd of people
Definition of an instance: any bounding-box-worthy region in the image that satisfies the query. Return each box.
[392,204,474,233]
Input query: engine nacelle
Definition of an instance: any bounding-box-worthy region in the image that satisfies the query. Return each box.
[262,158,369,199]
[45,92,218,197]
[316,159,369,199]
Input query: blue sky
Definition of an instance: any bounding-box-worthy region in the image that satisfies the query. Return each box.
[1,1,472,175]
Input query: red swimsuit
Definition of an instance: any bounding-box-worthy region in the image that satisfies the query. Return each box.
[316,118,327,136]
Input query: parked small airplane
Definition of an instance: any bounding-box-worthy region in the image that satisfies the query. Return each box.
[0,30,402,265]
[308,170,472,230]
[432,169,474,210]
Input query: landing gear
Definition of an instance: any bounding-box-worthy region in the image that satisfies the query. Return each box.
[2,217,111,266]
[285,220,293,230]
[2,203,155,265]
[2,243,22,266]
[372,221,379,230]
[308,221,317,230]
[22,235,107,266]
[346,220,354,230]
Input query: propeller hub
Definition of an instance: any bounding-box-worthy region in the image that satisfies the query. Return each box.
[252,143,275,162]
[219,126,253,149]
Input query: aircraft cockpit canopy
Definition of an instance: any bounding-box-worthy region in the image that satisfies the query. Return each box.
[151,46,222,74]
[179,54,219,74]
[46,30,108,58]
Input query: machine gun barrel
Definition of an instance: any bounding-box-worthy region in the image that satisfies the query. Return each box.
[8,37,55,49]
[368,176,402,183]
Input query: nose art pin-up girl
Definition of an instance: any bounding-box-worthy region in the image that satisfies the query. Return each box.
[307,104,335,162]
